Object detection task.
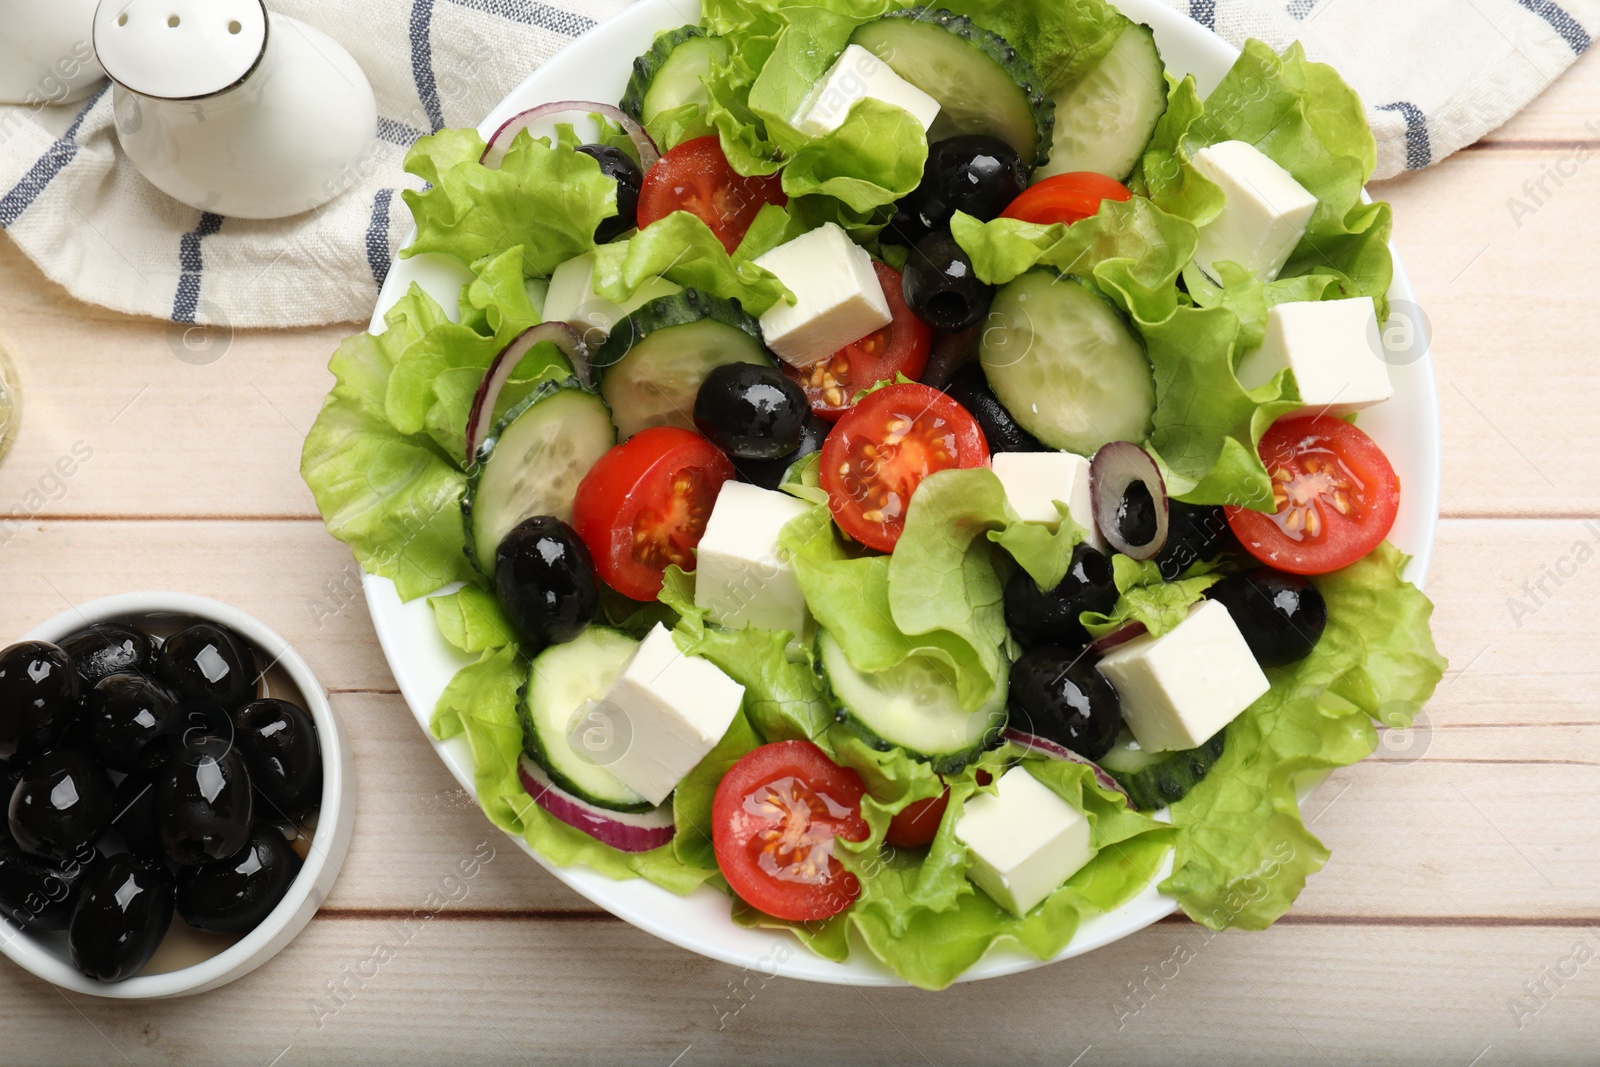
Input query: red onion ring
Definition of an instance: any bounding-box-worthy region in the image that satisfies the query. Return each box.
[466,322,592,461]
[1090,441,1170,560]
[481,101,661,171]
[1001,728,1132,803]
[1088,621,1148,655]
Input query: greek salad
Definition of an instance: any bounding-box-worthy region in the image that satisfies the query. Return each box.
[302,0,1446,988]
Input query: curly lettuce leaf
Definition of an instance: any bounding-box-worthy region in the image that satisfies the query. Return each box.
[1164,543,1446,929]
[589,210,792,315]
[1079,555,1222,639]
[400,128,617,277]
[428,586,515,653]
[779,98,928,213]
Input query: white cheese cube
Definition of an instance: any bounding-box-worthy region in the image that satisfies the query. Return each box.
[542,252,681,345]
[794,44,941,138]
[990,451,1106,552]
[693,481,814,638]
[1236,297,1393,416]
[956,767,1094,917]
[1190,140,1318,284]
[753,223,893,368]
[598,624,744,806]
[1095,600,1270,752]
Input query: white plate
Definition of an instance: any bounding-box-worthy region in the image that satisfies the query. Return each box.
[361,0,1440,985]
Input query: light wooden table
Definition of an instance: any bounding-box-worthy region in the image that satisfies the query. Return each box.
[1,54,1598,1067]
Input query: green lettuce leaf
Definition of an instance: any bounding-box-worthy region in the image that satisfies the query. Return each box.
[1079,555,1222,639]
[428,586,515,653]
[1163,543,1446,929]
[778,98,928,213]
[589,210,792,314]
[400,128,617,277]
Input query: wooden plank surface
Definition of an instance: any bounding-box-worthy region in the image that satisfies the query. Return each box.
[0,40,1596,1065]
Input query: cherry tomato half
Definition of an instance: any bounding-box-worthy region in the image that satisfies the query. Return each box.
[884,790,949,849]
[711,740,869,922]
[783,261,933,422]
[571,426,735,601]
[1001,172,1132,226]
[820,382,989,553]
[637,135,787,254]
[1225,415,1401,575]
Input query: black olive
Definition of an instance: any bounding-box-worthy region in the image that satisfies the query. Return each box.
[1205,568,1327,668]
[693,362,809,460]
[175,822,303,935]
[233,699,323,820]
[1004,544,1120,648]
[68,855,174,982]
[0,838,95,930]
[153,623,257,711]
[893,135,1027,240]
[59,624,155,686]
[493,517,600,649]
[8,749,116,863]
[1154,501,1240,580]
[0,641,80,760]
[111,771,166,861]
[1116,479,1160,549]
[732,414,829,491]
[1008,648,1123,760]
[156,737,253,865]
[902,230,993,331]
[943,363,1044,453]
[84,673,181,773]
[576,143,642,244]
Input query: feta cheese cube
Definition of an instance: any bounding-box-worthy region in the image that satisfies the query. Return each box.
[753,223,893,368]
[990,451,1106,551]
[1095,600,1269,752]
[956,767,1094,917]
[693,481,815,637]
[1190,140,1318,283]
[794,44,941,138]
[542,252,681,345]
[1236,297,1393,416]
[599,624,745,805]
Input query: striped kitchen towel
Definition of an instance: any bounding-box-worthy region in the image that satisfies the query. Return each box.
[0,0,1593,329]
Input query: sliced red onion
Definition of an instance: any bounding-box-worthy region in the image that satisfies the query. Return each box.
[1088,621,1147,655]
[518,754,675,853]
[1090,441,1169,560]
[1002,728,1131,802]
[466,323,592,461]
[481,101,661,171]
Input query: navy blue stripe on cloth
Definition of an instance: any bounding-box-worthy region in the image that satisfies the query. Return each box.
[366,188,396,289]
[378,117,427,146]
[1286,0,1319,20]
[172,212,225,323]
[1189,0,1216,29]
[0,83,109,229]
[1377,101,1432,169]
[410,0,446,133]
[1516,0,1592,53]
[446,0,597,36]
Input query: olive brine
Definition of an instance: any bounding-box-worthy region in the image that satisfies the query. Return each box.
[0,620,322,983]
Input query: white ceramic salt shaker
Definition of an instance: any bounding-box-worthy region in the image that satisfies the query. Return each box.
[0,0,108,105]
[93,0,378,219]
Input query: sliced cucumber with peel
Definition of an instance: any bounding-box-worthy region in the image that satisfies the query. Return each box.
[462,383,615,577]
[621,26,728,134]
[849,9,1054,169]
[979,271,1155,455]
[818,629,1006,774]
[595,290,774,439]
[1098,728,1227,810]
[521,626,650,812]
[1035,23,1166,182]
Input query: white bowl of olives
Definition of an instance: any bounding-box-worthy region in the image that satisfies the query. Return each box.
[0,593,354,998]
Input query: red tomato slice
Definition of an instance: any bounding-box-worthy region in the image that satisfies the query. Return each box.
[783,261,932,422]
[884,790,949,849]
[711,741,869,922]
[637,135,787,254]
[1001,172,1132,226]
[820,382,989,552]
[571,426,735,601]
[1225,415,1401,575]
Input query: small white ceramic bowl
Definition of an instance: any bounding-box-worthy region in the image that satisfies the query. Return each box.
[5,593,354,998]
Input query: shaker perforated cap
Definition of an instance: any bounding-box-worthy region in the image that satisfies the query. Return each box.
[94,0,268,100]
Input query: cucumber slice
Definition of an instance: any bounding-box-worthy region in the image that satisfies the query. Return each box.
[850,9,1054,169]
[521,627,650,812]
[620,26,727,126]
[595,290,774,438]
[1099,728,1227,810]
[979,271,1154,455]
[818,629,1005,774]
[462,383,615,577]
[1036,23,1167,182]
